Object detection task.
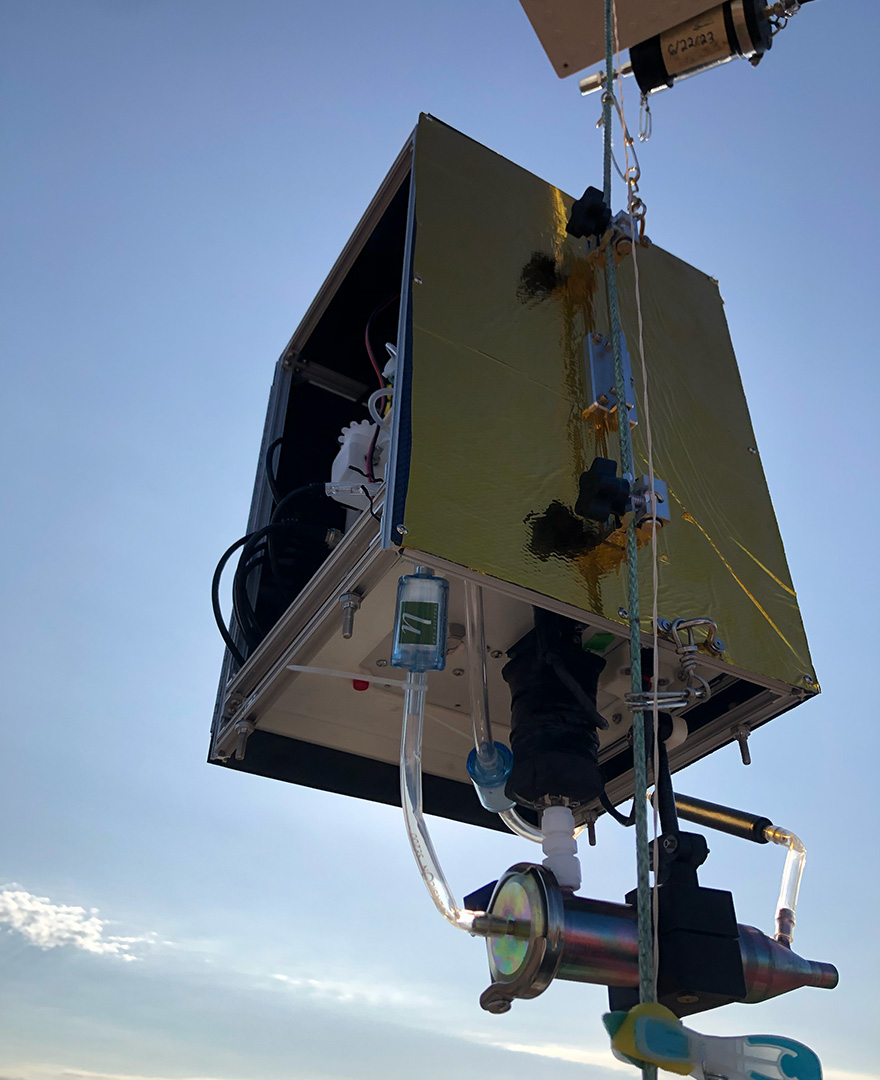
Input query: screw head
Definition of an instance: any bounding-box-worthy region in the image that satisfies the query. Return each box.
[612,712,623,725]
[677,992,699,1005]
[413,275,424,285]
[490,650,503,659]
[618,607,628,619]
[804,674,815,685]
[662,835,678,853]
[375,659,388,668]
[747,446,758,455]
[452,668,465,677]
[396,524,408,535]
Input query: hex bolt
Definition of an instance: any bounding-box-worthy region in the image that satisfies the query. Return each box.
[340,592,361,639]
[733,723,752,766]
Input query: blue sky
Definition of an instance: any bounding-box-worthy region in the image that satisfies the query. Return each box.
[1,2,878,1079]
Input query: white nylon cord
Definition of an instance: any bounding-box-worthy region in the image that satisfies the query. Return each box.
[610,3,663,993]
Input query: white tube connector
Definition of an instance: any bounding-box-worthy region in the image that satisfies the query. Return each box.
[764,825,806,948]
[541,806,581,891]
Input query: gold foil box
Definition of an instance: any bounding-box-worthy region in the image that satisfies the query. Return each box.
[210,116,817,829]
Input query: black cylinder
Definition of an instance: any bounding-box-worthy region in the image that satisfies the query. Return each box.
[630,0,773,95]
[674,792,772,844]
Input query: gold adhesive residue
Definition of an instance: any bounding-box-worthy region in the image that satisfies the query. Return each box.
[731,538,797,597]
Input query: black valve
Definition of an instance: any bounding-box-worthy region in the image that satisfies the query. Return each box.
[566,186,611,242]
[575,457,631,523]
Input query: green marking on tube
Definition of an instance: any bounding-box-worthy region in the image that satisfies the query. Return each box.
[398,602,440,645]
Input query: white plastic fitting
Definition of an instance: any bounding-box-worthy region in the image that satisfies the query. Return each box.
[541,805,581,891]
[329,420,387,510]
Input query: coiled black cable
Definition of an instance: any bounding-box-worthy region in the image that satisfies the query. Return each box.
[211,483,324,668]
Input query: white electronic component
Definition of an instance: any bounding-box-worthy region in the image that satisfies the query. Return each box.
[329,420,388,510]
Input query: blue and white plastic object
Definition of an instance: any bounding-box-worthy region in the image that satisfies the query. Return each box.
[467,742,515,812]
[604,1003,822,1080]
[390,566,449,672]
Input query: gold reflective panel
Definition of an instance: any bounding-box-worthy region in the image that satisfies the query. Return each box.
[403,115,815,693]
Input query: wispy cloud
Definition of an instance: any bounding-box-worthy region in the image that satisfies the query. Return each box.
[64,1072,234,1080]
[0,888,150,961]
[467,1034,630,1072]
[271,972,433,1010]
[825,1070,880,1080]
[1,1069,238,1080]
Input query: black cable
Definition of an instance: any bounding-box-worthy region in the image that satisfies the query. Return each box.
[366,422,381,482]
[233,524,293,648]
[211,535,251,667]
[270,482,324,524]
[233,539,271,648]
[600,790,636,827]
[360,485,381,523]
[264,483,326,608]
[213,485,324,665]
[265,437,284,503]
[654,733,680,837]
[236,484,326,649]
[598,713,679,832]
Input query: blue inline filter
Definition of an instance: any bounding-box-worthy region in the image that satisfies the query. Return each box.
[390,566,449,672]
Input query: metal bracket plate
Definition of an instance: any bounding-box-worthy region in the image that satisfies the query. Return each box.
[585,331,638,427]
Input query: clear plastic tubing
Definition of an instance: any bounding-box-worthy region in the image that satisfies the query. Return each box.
[464,580,496,766]
[764,825,806,948]
[500,808,544,842]
[400,670,478,932]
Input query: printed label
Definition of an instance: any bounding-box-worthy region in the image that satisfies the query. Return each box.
[398,602,439,646]
[661,9,727,77]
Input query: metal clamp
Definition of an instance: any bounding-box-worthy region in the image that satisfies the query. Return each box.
[625,617,724,713]
[659,617,725,656]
